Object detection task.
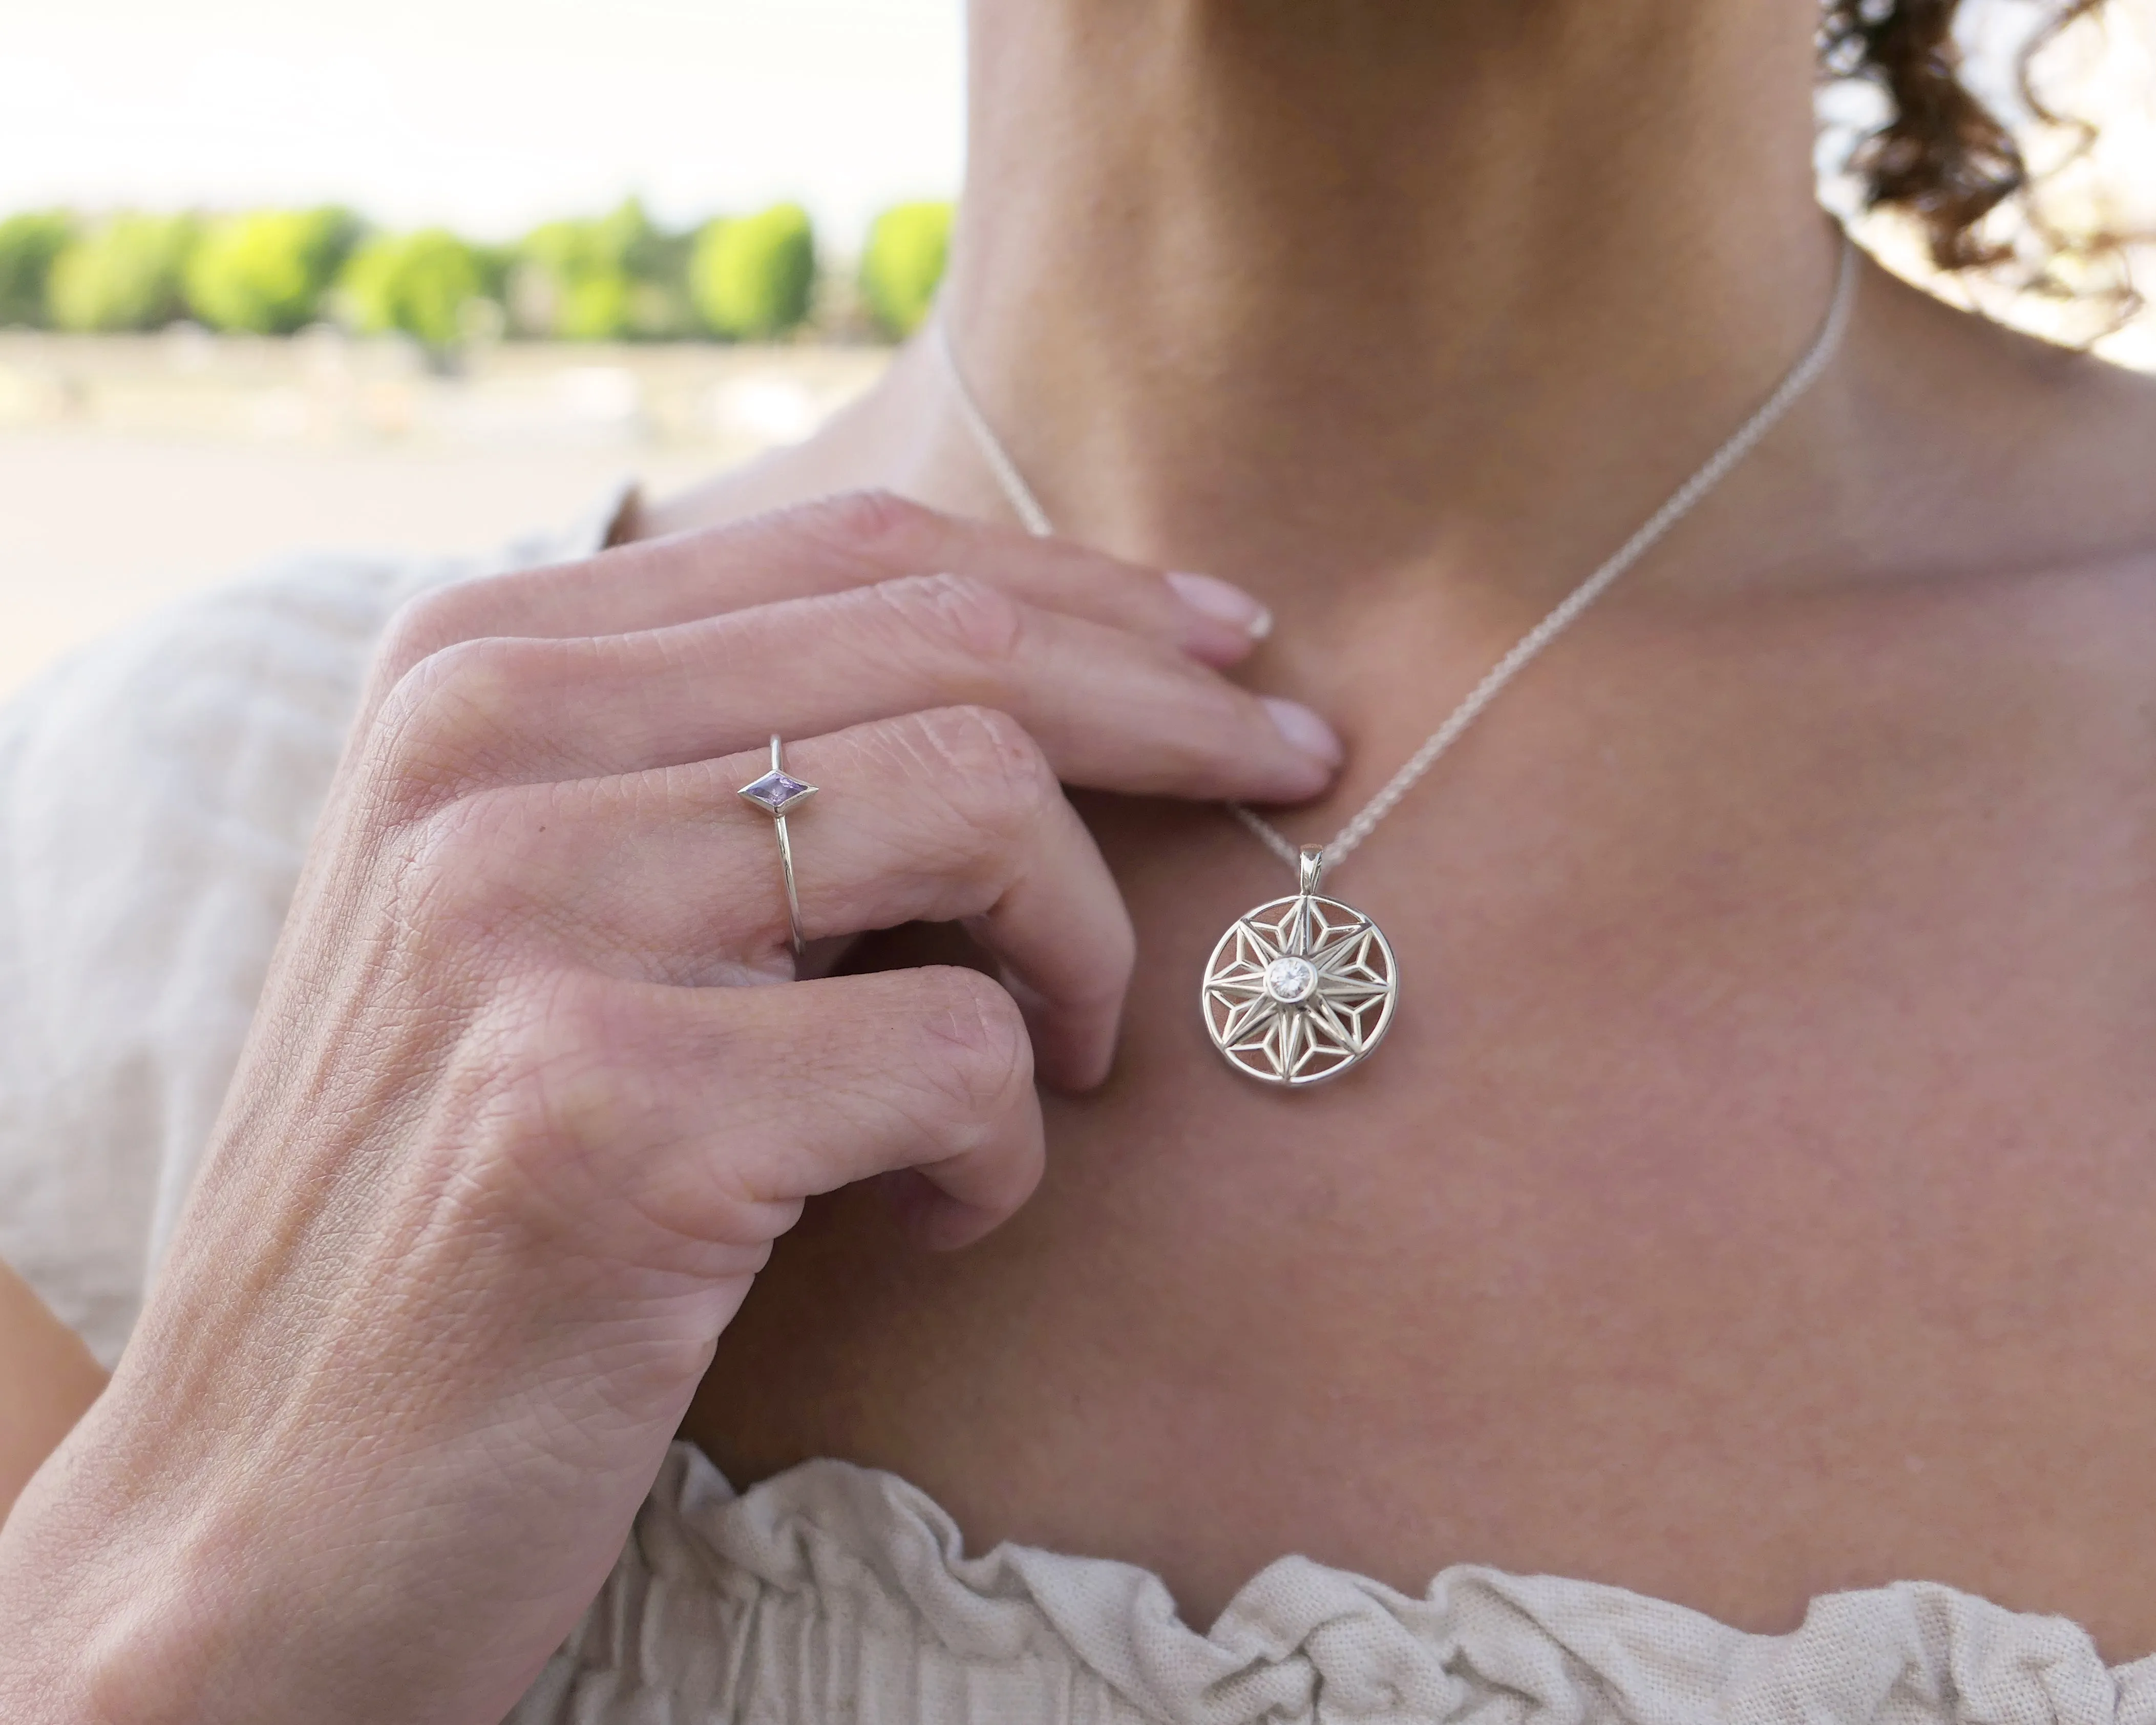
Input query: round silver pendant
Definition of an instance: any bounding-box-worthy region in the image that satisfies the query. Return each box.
[1199,848,1398,1087]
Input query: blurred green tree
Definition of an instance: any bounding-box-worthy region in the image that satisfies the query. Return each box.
[184,208,360,334]
[859,200,953,339]
[0,211,73,328]
[689,203,816,341]
[339,228,487,349]
[511,199,691,341]
[47,213,200,332]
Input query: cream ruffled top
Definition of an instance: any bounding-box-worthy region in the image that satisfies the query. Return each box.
[1,495,2147,1725]
[519,1443,2156,1725]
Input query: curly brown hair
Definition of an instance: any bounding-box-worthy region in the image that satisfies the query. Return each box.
[1821,0,2132,311]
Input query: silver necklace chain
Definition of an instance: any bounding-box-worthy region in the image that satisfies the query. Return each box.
[933,234,1858,877]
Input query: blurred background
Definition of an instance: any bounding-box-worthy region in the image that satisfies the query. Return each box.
[2,0,2152,698]
[0,0,959,695]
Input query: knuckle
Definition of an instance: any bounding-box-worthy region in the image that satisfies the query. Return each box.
[371,581,520,698]
[376,556,592,668]
[789,487,943,561]
[464,972,648,1174]
[372,586,469,686]
[368,635,543,813]
[390,783,537,946]
[457,979,780,1272]
[898,704,1057,839]
[905,966,1035,1124]
[874,571,1026,668]
[905,701,1045,786]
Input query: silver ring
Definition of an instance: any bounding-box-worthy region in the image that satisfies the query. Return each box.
[736,734,818,957]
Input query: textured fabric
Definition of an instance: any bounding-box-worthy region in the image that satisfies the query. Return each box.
[515,1443,2156,1725]
[0,492,633,1361]
[2,499,2151,1723]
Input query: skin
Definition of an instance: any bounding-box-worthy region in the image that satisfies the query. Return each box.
[0,502,1333,1723]
[0,1263,103,1523]
[4,0,2156,1714]
[665,0,2156,1653]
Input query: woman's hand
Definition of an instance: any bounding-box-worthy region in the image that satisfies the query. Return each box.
[0,493,1336,1724]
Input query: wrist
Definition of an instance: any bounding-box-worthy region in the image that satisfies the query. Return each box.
[0,1397,279,1724]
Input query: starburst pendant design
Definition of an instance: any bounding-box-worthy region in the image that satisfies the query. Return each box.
[1200,846,1398,1086]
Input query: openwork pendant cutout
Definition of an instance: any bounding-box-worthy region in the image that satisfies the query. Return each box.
[1200,849,1398,1087]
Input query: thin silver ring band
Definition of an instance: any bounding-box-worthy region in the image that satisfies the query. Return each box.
[772,806,806,959]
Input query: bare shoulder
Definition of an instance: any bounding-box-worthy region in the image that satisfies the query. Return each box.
[1900,288,2156,811]
[626,339,983,541]
[1864,266,2156,573]
[1799,270,2156,741]
[1994,323,2156,646]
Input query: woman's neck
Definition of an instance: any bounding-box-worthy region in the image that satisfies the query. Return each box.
[936,0,1845,612]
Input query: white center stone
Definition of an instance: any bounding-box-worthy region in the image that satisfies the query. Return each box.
[1264,955,1318,1004]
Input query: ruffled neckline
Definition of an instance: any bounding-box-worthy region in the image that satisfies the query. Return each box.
[548,1441,2156,1725]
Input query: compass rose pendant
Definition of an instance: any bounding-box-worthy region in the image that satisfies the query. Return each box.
[1200,846,1399,1086]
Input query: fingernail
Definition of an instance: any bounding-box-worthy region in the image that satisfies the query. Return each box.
[1262,697,1343,767]
[1167,571,1272,639]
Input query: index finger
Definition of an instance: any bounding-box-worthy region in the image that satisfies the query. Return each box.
[373,490,1266,707]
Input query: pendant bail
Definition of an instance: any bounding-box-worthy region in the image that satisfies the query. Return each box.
[1298,845,1327,897]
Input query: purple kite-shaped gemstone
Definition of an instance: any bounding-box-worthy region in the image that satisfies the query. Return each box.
[737,770,817,815]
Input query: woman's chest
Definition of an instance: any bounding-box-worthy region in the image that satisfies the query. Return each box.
[686,585,2156,1653]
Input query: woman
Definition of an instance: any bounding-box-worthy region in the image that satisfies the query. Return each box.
[4,2,2155,1719]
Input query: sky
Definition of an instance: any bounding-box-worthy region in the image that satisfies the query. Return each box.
[0,0,965,251]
